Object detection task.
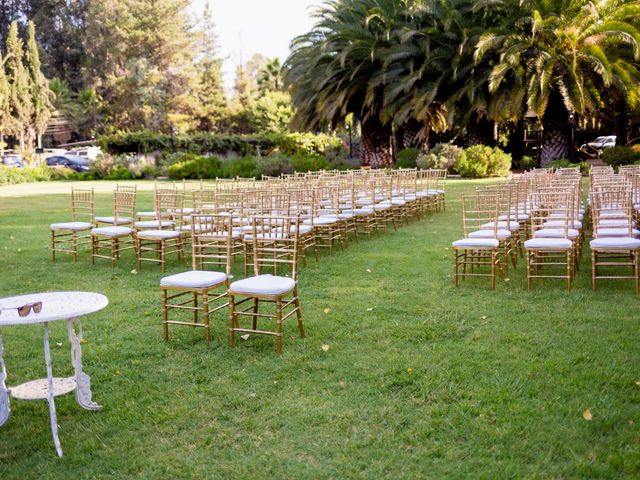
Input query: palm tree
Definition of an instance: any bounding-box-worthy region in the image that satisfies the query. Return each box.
[285,0,415,167]
[475,0,640,164]
[257,58,284,93]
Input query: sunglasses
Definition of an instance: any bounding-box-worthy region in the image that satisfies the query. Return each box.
[0,302,42,317]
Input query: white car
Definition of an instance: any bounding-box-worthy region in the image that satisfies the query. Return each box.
[584,135,616,150]
[66,146,103,161]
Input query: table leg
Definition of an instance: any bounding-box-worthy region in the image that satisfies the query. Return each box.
[67,318,101,411]
[0,333,10,427]
[44,322,63,457]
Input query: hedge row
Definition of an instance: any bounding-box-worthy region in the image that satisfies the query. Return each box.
[99,131,348,159]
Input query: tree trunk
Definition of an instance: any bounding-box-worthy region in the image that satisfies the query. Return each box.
[19,131,24,151]
[466,115,494,147]
[0,132,4,156]
[398,119,429,152]
[540,126,569,165]
[361,117,393,168]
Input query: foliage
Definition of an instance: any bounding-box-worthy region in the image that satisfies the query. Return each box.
[255,154,294,177]
[248,91,293,133]
[167,154,222,180]
[104,166,134,180]
[455,145,512,178]
[601,146,640,167]
[395,148,419,168]
[545,159,590,174]
[0,164,52,185]
[221,156,258,179]
[519,155,537,170]
[418,143,465,171]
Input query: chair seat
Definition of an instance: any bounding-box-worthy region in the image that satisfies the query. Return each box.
[202,230,242,239]
[50,221,93,231]
[137,211,157,218]
[244,233,288,241]
[533,228,579,239]
[524,238,572,249]
[337,213,354,220]
[452,238,499,248]
[600,210,626,218]
[229,274,296,296]
[597,219,634,228]
[136,229,180,240]
[373,203,392,211]
[594,228,640,238]
[481,221,520,232]
[95,216,133,225]
[469,229,511,240]
[390,198,406,206]
[343,208,374,216]
[355,198,374,206]
[160,270,228,289]
[91,226,134,237]
[543,220,582,229]
[416,191,437,198]
[404,195,417,201]
[303,216,338,226]
[499,213,530,221]
[135,220,176,229]
[590,237,640,249]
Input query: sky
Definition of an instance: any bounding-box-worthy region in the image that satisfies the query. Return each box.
[191,0,321,91]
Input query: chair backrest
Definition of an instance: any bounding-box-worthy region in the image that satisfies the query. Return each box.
[71,188,94,224]
[190,214,234,275]
[113,189,136,222]
[155,190,184,226]
[529,191,573,238]
[460,192,499,238]
[250,215,300,280]
[590,189,634,238]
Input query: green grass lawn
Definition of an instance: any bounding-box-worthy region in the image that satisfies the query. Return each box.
[0,180,638,479]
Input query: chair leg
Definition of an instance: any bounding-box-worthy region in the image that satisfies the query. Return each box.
[252,298,259,330]
[293,287,305,338]
[203,291,210,344]
[229,294,236,348]
[275,298,283,354]
[162,289,169,341]
[193,292,199,324]
[591,251,597,291]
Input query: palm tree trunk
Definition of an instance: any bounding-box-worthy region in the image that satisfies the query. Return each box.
[361,117,393,168]
[399,119,429,152]
[466,116,494,147]
[540,124,569,165]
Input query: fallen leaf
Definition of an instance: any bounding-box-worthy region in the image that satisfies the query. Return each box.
[321,344,330,352]
[366,269,371,273]
[635,380,640,386]
[80,338,88,345]
[366,307,373,312]
[56,342,63,347]
[339,381,345,387]
[407,368,413,374]
[130,269,138,275]
[505,278,511,282]
[583,408,593,421]
[481,315,488,320]
[323,308,331,314]
[240,334,250,341]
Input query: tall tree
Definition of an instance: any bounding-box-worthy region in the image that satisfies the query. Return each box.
[257,58,284,94]
[25,20,53,148]
[5,20,33,150]
[0,55,10,154]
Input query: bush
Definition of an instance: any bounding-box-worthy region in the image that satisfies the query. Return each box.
[546,159,589,174]
[49,167,76,180]
[519,155,537,170]
[417,143,464,171]
[104,166,134,180]
[455,145,512,178]
[289,153,330,172]
[395,148,419,168]
[167,154,222,179]
[0,165,54,186]
[601,146,640,167]
[256,154,294,177]
[221,156,258,179]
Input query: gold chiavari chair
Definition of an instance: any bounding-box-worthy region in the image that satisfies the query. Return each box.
[590,189,640,293]
[91,189,137,267]
[228,215,305,354]
[135,190,185,272]
[303,187,344,255]
[524,191,575,291]
[95,184,137,226]
[452,193,503,289]
[137,182,176,220]
[50,188,94,262]
[160,214,234,343]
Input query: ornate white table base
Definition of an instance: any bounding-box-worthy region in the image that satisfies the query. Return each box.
[0,317,101,457]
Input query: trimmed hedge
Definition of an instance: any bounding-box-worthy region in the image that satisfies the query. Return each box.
[99,131,348,159]
[0,165,53,186]
[455,145,512,178]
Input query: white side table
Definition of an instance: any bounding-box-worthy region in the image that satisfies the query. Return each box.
[0,291,108,457]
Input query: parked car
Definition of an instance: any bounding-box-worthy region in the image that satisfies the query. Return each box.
[582,135,617,150]
[46,154,90,172]
[66,146,103,161]
[1,154,24,168]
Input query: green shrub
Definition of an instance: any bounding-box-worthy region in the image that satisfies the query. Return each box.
[167,154,222,179]
[289,153,330,172]
[49,167,76,180]
[104,166,134,180]
[256,154,294,177]
[0,165,55,186]
[455,145,512,178]
[417,143,464,171]
[601,146,640,167]
[519,155,537,170]
[395,148,419,168]
[221,156,258,179]
[546,159,589,174]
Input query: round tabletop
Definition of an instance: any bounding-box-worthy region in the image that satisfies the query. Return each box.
[0,291,108,326]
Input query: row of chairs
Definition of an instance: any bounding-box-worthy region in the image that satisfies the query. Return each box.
[49,168,448,352]
[452,165,640,292]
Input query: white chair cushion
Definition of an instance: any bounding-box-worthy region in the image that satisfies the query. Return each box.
[136,211,156,218]
[499,213,530,221]
[373,203,392,211]
[416,191,436,198]
[304,216,338,226]
[50,221,92,231]
[244,233,288,241]
[355,198,374,206]
[524,238,572,249]
[597,219,633,227]
[543,220,582,229]
[590,237,640,249]
[468,229,511,240]
[337,213,354,220]
[452,238,499,248]
[229,274,296,296]
[136,229,180,240]
[404,195,417,201]
[95,216,133,225]
[160,270,228,289]
[342,208,373,216]
[533,228,579,239]
[594,228,640,238]
[91,226,133,237]
[135,220,176,229]
[202,230,242,239]
[390,198,406,206]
